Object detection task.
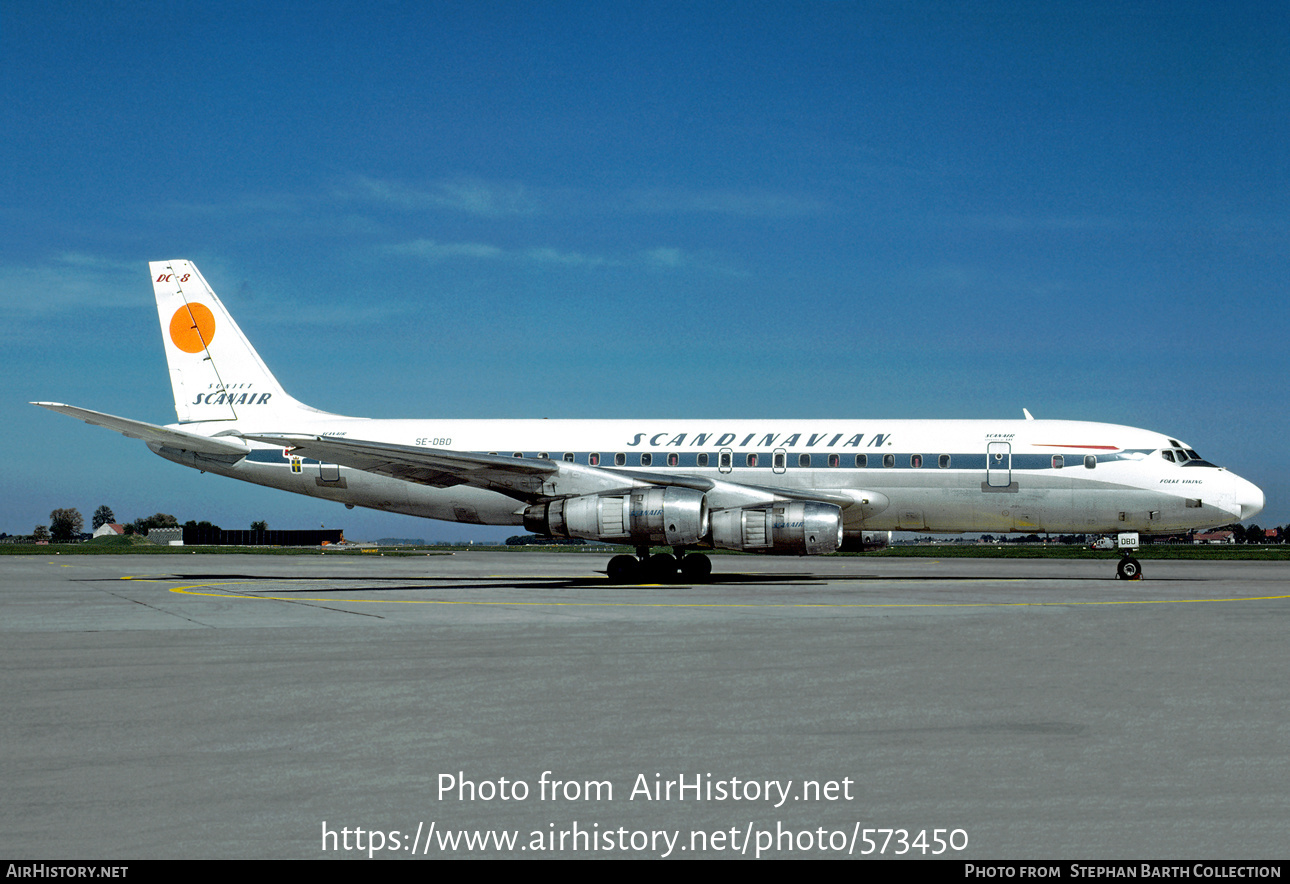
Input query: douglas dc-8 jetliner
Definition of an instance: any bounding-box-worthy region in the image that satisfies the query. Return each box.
[35,260,1264,582]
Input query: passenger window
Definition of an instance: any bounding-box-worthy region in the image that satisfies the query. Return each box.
[1052,455,1063,469]
[774,452,785,469]
[939,454,951,469]
[588,452,600,466]
[513,452,523,458]
[746,453,758,467]
[563,452,574,462]
[719,451,731,469]
[614,453,626,466]
[640,453,652,466]
[910,455,922,468]
[828,454,840,468]
[883,454,895,468]
[667,453,679,467]
[698,453,710,467]
[1085,455,1097,469]
[855,454,867,468]
[539,452,549,460]
[799,453,811,468]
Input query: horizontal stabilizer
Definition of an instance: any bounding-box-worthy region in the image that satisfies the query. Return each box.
[31,403,251,456]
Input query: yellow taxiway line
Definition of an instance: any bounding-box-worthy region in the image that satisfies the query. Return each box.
[129,577,1290,610]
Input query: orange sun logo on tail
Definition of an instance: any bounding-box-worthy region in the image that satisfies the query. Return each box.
[169,304,216,353]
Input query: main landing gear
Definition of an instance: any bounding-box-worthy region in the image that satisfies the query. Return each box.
[607,547,713,584]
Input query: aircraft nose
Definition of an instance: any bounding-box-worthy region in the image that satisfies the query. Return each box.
[1233,474,1265,522]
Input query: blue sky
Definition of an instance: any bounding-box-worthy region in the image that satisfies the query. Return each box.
[3,1,1287,539]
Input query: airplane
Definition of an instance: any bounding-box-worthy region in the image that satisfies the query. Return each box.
[34,260,1265,582]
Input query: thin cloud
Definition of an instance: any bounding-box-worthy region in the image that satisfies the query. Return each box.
[644,247,685,268]
[386,239,613,268]
[385,239,740,274]
[152,192,307,219]
[624,188,827,218]
[54,253,140,273]
[345,175,539,217]
[521,246,610,267]
[641,246,748,277]
[0,254,146,315]
[344,175,824,221]
[955,213,1131,233]
[386,239,507,261]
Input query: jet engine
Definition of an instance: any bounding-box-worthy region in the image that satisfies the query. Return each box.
[524,486,709,547]
[710,501,843,555]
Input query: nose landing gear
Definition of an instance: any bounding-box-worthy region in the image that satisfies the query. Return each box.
[1113,531,1143,580]
[1116,555,1142,580]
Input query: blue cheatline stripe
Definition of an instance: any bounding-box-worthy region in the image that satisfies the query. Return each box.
[242,447,1163,471]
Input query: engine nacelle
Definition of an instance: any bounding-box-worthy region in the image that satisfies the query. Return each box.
[710,501,843,555]
[524,486,709,546]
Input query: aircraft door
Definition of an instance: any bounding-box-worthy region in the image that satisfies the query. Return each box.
[986,442,1012,488]
[718,448,733,474]
[772,448,787,474]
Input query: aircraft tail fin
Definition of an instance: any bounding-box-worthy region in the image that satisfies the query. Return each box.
[151,260,326,424]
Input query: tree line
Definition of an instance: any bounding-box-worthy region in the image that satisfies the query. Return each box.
[18,506,270,542]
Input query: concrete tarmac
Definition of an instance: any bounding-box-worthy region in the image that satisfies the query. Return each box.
[2,551,1288,859]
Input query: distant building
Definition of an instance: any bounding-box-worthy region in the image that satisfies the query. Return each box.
[147,527,184,545]
[181,526,344,546]
[93,523,125,539]
[1193,530,1234,544]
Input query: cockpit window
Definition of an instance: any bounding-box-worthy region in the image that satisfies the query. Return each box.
[1163,439,1216,467]
[1160,446,1214,465]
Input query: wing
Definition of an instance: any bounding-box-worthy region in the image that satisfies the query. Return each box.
[243,433,873,511]
[245,433,564,499]
[32,402,251,456]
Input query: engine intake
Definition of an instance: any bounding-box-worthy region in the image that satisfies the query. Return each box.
[524,486,708,546]
[710,501,843,555]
